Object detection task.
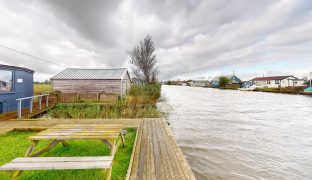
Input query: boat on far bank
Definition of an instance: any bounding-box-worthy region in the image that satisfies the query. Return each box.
[238,85,259,91]
[304,87,312,93]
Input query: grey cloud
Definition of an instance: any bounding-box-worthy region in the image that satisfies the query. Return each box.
[0,0,311,81]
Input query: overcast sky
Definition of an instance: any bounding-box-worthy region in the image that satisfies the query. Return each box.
[0,0,311,81]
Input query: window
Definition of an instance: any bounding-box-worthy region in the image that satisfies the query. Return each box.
[275,80,280,84]
[267,80,271,84]
[0,70,13,93]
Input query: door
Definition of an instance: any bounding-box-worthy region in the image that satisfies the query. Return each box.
[0,102,3,114]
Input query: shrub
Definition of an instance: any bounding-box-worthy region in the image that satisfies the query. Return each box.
[127,84,161,105]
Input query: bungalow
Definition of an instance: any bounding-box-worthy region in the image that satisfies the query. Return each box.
[250,75,305,88]
[51,68,131,97]
[0,64,34,114]
[210,75,241,88]
[189,80,210,87]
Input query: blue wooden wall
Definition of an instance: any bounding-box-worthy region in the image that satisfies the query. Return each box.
[0,67,34,113]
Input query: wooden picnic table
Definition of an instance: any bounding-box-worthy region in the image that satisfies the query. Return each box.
[26,124,126,157]
[10,124,125,179]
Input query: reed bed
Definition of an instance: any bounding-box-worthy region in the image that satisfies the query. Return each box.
[48,103,161,118]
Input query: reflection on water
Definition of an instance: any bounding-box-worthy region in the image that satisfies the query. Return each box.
[159,85,312,180]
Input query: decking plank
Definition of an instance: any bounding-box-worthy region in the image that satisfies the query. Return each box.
[151,120,165,180]
[155,119,176,180]
[158,120,186,180]
[129,121,144,179]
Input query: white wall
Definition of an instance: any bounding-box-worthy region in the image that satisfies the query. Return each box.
[253,77,305,88]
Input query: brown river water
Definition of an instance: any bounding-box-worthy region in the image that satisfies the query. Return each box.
[158,85,312,180]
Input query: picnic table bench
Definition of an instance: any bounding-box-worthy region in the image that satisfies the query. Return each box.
[0,124,125,180]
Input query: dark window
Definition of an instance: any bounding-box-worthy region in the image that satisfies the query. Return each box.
[275,80,280,84]
[267,80,271,84]
[0,70,13,93]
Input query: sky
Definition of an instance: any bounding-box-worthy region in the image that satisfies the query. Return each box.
[0,0,311,81]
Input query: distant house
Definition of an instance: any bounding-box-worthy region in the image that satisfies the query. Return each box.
[189,80,210,87]
[0,64,34,114]
[51,68,131,96]
[210,75,241,88]
[250,76,305,88]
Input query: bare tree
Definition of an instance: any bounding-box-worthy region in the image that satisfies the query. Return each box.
[128,35,158,83]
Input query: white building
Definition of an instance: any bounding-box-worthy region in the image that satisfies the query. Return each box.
[189,80,210,87]
[250,76,305,88]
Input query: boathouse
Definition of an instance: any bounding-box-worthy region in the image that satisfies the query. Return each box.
[51,68,131,96]
[0,64,34,114]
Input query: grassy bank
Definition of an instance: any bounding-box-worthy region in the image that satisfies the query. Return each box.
[0,129,136,180]
[48,103,161,118]
[34,84,52,95]
[220,84,240,90]
[254,87,306,94]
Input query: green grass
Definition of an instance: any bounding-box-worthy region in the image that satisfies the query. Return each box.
[34,84,52,95]
[0,129,136,180]
[255,87,305,94]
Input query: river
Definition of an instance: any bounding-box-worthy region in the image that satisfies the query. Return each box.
[159,85,312,180]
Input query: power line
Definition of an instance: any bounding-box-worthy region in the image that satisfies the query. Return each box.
[0,43,64,67]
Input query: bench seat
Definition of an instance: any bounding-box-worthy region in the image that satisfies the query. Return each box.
[0,156,113,170]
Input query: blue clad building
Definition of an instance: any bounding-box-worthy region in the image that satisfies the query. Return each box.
[0,64,34,114]
[210,75,242,88]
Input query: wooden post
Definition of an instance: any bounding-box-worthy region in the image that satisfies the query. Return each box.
[46,95,49,108]
[12,140,38,178]
[39,96,42,109]
[17,100,22,119]
[29,98,33,113]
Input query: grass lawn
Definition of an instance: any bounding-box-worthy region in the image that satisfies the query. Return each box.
[0,129,136,180]
[34,84,52,95]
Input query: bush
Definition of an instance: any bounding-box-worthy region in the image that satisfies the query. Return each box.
[219,77,230,88]
[127,84,161,105]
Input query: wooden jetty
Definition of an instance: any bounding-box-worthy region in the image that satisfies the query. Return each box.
[127,119,196,180]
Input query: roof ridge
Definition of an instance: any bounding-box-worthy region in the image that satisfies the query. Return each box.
[66,67,126,70]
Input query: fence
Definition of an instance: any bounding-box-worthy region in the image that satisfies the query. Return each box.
[59,92,119,103]
[15,93,59,119]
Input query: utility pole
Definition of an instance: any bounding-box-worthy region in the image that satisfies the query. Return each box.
[310,72,312,87]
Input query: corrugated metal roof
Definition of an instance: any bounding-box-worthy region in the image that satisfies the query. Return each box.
[51,68,128,80]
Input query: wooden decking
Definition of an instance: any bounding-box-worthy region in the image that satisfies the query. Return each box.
[127,119,196,180]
